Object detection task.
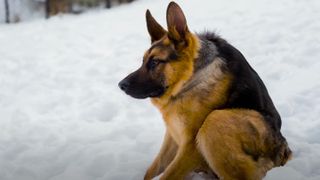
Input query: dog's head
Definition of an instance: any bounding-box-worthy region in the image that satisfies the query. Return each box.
[119,2,199,99]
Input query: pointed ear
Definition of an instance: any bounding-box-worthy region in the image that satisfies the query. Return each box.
[146,9,166,43]
[166,2,189,42]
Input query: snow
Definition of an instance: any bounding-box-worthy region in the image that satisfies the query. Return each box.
[0,0,319,179]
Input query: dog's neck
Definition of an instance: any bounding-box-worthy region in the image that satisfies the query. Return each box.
[177,57,226,96]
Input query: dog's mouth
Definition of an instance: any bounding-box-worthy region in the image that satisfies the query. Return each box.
[148,86,168,98]
[119,83,168,99]
[126,86,168,99]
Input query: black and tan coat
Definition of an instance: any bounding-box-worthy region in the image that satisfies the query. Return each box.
[119,2,291,180]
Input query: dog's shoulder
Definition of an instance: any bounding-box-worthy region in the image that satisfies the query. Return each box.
[197,31,281,131]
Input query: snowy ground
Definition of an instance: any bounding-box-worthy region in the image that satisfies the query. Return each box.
[0,0,320,179]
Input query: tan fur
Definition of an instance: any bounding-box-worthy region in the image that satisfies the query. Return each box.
[149,47,171,61]
[197,109,275,180]
[144,131,178,180]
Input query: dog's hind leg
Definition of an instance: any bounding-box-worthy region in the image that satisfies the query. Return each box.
[144,131,178,180]
[196,109,274,180]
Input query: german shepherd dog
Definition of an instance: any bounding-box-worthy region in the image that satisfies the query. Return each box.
[119,2,291,180]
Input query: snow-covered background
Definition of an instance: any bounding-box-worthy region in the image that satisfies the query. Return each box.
[0,0,46,23]
[0,0,319,179]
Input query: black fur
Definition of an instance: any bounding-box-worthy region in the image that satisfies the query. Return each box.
[195,37,219,71]
[198,32,281,132]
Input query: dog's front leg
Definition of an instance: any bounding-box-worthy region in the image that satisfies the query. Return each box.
[144,131,178,180]
[160,142,203,180]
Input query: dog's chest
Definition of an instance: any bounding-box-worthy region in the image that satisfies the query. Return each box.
[165,113,186,144]
[162,103,209,144]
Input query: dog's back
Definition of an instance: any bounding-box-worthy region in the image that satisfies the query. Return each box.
[197,32,281,131]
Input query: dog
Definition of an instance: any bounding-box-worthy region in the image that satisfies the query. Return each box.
[119,2,291,180]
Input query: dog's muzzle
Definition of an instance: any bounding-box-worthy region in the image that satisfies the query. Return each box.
[118,78,166,99]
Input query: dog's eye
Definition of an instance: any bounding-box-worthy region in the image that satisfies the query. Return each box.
[147,59,161,70]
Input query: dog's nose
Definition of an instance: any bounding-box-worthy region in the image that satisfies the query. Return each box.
[118,80,130,91]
